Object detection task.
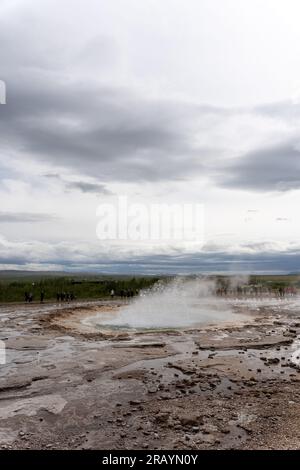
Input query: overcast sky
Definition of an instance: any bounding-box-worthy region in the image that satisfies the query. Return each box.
[1,0,300,273]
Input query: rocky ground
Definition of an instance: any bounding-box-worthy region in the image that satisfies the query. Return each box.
[1,298,300,449]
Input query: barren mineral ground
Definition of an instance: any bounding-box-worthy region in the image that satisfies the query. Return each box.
[1,298,300,450]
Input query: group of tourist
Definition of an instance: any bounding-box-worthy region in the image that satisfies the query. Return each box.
[215,285,297,298]
[24,291,45,303]
[56,292,75,302]
[110,289,139,299]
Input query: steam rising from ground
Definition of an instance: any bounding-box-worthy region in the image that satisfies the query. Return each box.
[92,277,240,329]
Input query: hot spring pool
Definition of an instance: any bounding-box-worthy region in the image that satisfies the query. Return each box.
[82,278,247,330]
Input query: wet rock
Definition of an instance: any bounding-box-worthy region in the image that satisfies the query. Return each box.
[155,412,170,424]
[0,377,32,392]
[267,358,280,365]
[221,428,230,434]
[178,413,203,427]
[160,393,172,400]
[129,400,141,405]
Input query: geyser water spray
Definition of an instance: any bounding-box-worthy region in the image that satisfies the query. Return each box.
[91,277,239,329]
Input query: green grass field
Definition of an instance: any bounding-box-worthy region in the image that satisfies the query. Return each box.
[0,272,161,303]
[0,272,299,303]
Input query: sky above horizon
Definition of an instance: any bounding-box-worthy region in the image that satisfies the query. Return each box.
[1,0,300,274]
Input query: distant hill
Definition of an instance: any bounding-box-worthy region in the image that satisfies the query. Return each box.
[0,270,159,281]
[0,270,73,279]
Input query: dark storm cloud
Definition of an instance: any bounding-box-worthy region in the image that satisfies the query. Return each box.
[0,212,57,223]
[217,142,300,192]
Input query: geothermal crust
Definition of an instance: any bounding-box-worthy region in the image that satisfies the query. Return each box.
[1,299,300,449]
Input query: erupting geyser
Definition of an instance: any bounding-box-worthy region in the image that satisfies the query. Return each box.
[86,277,240,330]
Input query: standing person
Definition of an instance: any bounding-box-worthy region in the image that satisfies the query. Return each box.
[110,289,115,299]
[279,286,284,298]
[40,290,45,303]
[24,292,29,303]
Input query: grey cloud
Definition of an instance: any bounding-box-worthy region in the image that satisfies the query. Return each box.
[3,71,299,191]
[256,100,300,121]
[0,3,223,185]
[0,76,214,182]
[43,173,112,194]
[43,173,61,179]
[0,235,300,273]
[66,181,112,194]
[1,243,300,274]
[1,3,299,193]
[0,212,57,223]
[217,142,300,192]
